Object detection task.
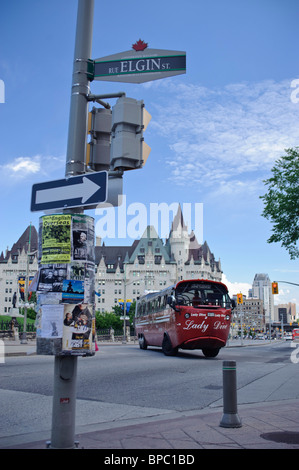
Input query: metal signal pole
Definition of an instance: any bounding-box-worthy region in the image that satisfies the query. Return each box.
[65,0,94,178]
[50,0,94,449]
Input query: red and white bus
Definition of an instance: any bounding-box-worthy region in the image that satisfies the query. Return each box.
[135,279,235,358]
[292,329,299,342]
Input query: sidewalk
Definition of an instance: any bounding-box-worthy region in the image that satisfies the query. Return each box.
[2,339,37,357]
[3,399,299,449]
[2,340,299,449]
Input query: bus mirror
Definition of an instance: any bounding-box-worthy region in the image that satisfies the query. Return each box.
[168,295,180,312]
[231,299,236,309]
[167,295,176,308]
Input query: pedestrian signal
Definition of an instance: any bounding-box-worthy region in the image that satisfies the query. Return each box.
[110,96,151,171]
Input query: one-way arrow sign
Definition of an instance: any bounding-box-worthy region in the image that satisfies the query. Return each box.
[31,171,107,212]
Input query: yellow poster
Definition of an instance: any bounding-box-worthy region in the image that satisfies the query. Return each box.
[41,214,71,264]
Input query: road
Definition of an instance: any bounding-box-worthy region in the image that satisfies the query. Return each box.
[0,340,299,446]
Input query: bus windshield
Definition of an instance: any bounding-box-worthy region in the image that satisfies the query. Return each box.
[175,280,232,308]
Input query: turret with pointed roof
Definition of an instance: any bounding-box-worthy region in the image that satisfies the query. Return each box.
[0,225,38,263]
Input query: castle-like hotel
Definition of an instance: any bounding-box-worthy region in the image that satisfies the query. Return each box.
[0,207,222,314]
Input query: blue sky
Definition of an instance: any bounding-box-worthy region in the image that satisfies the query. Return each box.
[0,0,299,310]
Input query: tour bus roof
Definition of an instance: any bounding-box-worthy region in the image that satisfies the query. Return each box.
[176,278,228,291]
[138,279,229,302]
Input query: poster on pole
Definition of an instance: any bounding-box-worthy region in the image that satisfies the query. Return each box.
[40,304,64,338]
[36,213,96,356]
[62,303,93,352]
[40,214,72,264]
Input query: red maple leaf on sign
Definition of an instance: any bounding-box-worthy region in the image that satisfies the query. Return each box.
[132,39,148,51]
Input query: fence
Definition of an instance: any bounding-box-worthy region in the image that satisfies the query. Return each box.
[0,321,136,342]
[96,327,136,342]
[0,320,36,333]
[0,320,36,340]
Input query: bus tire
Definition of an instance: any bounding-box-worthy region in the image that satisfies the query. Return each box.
[139,334,147,350]
[202,348,220,358]
[162,334,178,356]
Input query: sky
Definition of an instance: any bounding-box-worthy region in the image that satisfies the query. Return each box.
[0,0,299,311]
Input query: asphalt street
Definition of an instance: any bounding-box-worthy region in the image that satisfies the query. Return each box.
[1,339,299,449]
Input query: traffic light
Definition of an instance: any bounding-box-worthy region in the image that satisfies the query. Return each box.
[272,282,279,294]
[110,96,151,171]
[237,293,243,305]
[87,107,112,172]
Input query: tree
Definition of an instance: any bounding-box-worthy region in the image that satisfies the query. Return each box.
[260,148,299,259]
[95,311,122,330]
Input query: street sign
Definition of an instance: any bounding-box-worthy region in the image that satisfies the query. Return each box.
[92,46,186,84]
[31,171,107,212]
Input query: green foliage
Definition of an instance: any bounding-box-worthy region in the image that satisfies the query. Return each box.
[260,147,299,259]
[95,311,123,330]
[19,307,36,320]
[95,301,136,330]
[0,315,36,328]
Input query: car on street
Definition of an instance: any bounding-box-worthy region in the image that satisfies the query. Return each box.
[256,334,265,340]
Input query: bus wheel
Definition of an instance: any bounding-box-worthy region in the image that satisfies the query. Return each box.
[139,334,147,350]
[202,348,220,358]
[162,335,178,356]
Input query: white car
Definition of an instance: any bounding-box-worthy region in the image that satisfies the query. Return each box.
[285,333,292,341]
[256,334,265,340]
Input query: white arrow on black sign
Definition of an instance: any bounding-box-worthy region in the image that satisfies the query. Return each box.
[31,171,107,212]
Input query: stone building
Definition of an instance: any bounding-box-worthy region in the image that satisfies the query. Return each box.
[0,207,223,314]
[0,225,38,315]
[95,206,222,312]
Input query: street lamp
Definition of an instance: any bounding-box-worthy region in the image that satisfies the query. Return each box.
[20,223,37,344]
[21,224,32,344]
[121,264,155,343]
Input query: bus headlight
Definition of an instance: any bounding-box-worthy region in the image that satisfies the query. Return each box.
[226,315,230,321]
[185,313,190,319]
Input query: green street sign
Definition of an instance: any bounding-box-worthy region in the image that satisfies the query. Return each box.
[91,46,186,83]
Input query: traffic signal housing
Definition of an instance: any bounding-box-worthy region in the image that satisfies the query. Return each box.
[87,107,112,172]
[237,293,243,305]
[110,96,151,171]
[272,282,279,294]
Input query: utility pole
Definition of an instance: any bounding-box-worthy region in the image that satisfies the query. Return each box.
[65,0,94,178]
[50,0,94,449]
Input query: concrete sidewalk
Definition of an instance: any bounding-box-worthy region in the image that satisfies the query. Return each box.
[3,399,299,449]
[2,339,37,357]
[2,339,299,450]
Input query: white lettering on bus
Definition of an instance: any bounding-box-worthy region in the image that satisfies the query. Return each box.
[213,321,228,330]
[183,320,208,332]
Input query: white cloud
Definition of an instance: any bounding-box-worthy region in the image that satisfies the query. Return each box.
[1,154,65,180]
[152,78,299,196]
[222,274,299,311]
[222,274,251,297]
[3,156,41,176]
